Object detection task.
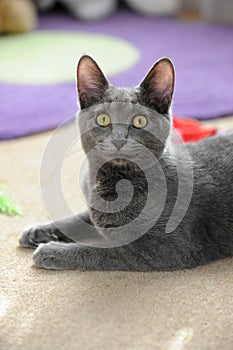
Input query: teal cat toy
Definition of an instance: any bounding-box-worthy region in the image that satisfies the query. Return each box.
[0,185,21,216]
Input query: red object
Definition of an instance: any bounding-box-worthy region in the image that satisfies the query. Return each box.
[173,116,218,143]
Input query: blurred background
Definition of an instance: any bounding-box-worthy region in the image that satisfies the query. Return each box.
[0,0,233,141]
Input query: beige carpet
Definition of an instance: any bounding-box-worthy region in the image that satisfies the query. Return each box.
[1,119,233,350]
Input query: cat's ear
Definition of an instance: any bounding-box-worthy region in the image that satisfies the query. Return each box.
[77,55,109,109]
[139,58,175,114]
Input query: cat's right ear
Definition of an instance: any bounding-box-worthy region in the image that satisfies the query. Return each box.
[77,55,109,109]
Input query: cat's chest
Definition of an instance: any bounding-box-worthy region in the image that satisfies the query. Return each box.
[88,168,148,228]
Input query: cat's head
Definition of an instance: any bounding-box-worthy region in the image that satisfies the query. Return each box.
[76,55,175,164]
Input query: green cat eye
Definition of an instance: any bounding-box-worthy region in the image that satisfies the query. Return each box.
[96,113,111,127]
[133,115,147,128]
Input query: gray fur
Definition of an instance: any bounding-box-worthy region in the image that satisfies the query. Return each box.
[19,55,233,270]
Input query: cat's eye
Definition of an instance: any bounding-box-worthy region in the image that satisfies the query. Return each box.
[132,115,147,128]
[96,113,111,127]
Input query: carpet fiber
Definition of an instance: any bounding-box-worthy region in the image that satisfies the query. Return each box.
[0,129,233,350]
[1,10,233,139]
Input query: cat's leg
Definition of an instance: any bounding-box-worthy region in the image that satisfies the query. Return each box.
[19,211,94,248]
[32,241,139,271]
[19,223,72,248]
[31,231,193,271]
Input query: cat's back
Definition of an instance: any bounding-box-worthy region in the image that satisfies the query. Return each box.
[186,131,233,169]
[183,131,233,205]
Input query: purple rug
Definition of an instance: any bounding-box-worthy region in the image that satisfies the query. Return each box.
[1,10,233,140]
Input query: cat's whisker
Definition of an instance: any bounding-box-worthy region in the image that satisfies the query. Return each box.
[65,148,84,160]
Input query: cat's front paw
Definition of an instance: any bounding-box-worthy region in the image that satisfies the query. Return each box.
[19,224,59,248]
[33,242,67,270]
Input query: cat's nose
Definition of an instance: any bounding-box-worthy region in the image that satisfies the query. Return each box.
[112,139,127,150]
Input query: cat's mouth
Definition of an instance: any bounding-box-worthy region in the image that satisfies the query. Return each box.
[101,149,141,162]
[98,142,141,160]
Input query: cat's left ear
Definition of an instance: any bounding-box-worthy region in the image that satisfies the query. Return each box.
[77,55,109,109]
[139,58,175,114]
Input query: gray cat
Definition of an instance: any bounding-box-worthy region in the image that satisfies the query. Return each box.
[19,55,233,270]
